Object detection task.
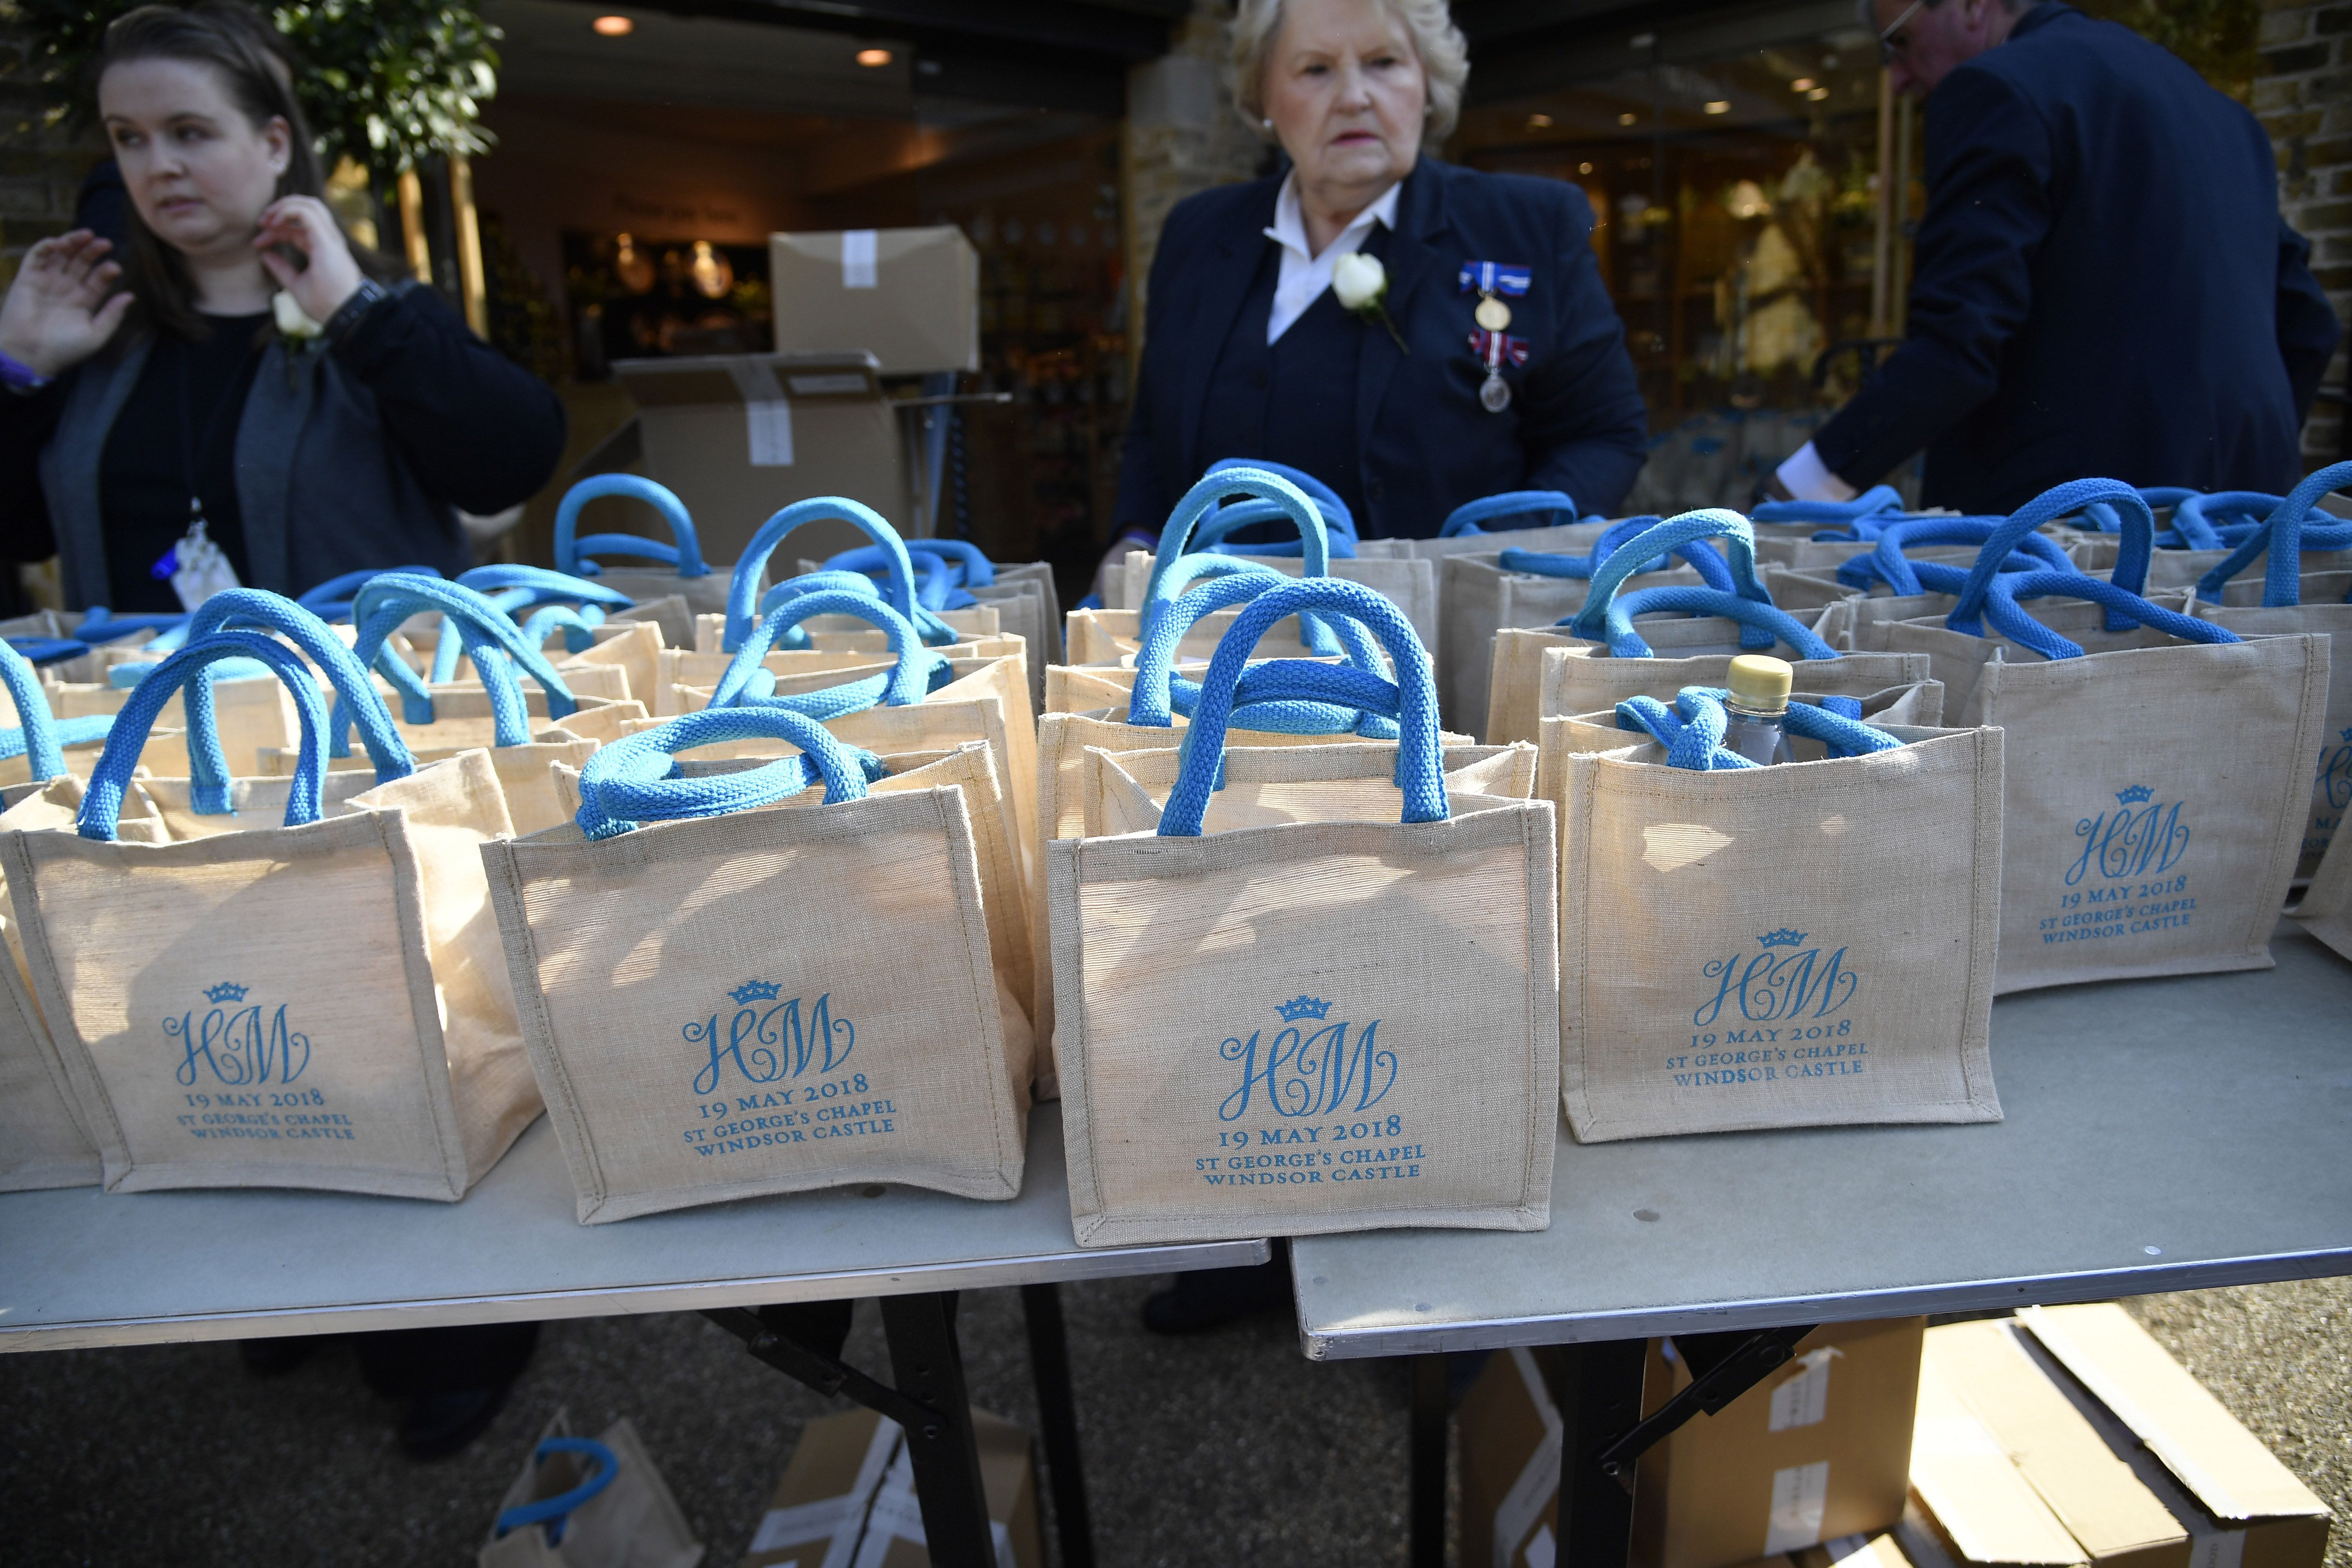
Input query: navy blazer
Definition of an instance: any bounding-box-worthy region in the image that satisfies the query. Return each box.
[1814,3,2341,512]
[1115,157,1650,538]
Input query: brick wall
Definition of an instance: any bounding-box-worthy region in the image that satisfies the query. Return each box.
[2260,0,2352,469]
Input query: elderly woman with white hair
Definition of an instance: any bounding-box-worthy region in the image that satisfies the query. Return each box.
[1112,0,1648,550]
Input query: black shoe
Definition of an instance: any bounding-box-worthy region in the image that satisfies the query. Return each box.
[237,1337,317,1377]
[398,1384,510,1461]
[1142,1258,1291,1334]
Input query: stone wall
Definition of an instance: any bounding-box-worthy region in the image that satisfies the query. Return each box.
[2260,0,2352,468]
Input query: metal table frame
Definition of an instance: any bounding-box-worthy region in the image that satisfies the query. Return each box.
[1289,926,2352,1568]
[2,1104,1267,1568]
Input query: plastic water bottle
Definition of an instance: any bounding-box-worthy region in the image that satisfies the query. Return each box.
[1724,654,1794,765]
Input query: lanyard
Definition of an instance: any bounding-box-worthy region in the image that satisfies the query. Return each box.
[176,332,256,531]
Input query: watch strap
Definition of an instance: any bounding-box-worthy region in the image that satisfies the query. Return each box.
[323,278,390,346]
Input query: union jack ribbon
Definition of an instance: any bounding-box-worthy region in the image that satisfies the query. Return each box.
[1469,330,1530,366]
[1456,262,1532,296]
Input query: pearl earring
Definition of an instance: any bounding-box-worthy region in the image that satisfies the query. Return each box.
[1262,117,1274,130]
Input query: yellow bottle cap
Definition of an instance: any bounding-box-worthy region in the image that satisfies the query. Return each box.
[1727,654,1792,712]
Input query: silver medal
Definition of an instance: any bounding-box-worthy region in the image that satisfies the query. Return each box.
[1481,372,1511,412]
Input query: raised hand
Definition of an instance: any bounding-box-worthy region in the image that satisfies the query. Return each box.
[0,230,133,379]
[254,196,363,328]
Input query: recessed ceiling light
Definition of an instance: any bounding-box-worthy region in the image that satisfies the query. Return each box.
[1618,111,1638,126]
[1528,113,1553,129]
[1704,100,1731,115]
[1791,78,1816,91]
[856,46,893,66]
[591,14,632,36]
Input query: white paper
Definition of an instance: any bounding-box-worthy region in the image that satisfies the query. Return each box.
[1763,1460,1832,1554]
[851,1444,1014,1568]
[1523,1523,1556,1568]
[1768,1346,1843,1432]
[727,361,795,467]
[841,229,879,289]
[2189,1526,2247,1568]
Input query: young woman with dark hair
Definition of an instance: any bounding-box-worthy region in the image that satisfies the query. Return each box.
[0,1,564,613]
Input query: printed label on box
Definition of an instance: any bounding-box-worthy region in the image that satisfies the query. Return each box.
[841,230,879,289]
[1765,1460,1833,1554]
[1769,1347,1844,1432]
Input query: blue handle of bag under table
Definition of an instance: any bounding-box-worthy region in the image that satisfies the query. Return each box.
[1141,556,1348,660]
[1502,515,1739,597]
[1127,571,1394,734]
[1972,568,2245,659]
[2195,459,2352,607]
[1613,684,1905,772]
[1949,478,2157,637]
[1205,457,1356,539]
[727,498,929,654]
[708,590,946,718]
[187,589,416,807]
[347,574,576,750]
[79,632,334,840]
[575,706,879,840]
[0,636,69,781]
[1748,485,1905,528]
[1161,578,1442,837]
[553,474,712,580]
[1146,468,1333,609]
[492,1438,618,1547]
[816,545,977,612]
[756,572,965,651]
[1197,498,1361,559]
[1840,516,2081,596]
[1561,510,1777,650]
[1439,489,1580,537]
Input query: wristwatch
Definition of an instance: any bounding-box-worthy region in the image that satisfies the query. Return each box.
[323,278,390,346]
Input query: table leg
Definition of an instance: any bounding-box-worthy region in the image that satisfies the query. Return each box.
[880,1292,998,1568]
[1556,1338,1647,1568]
[1410,1353,1449,1568]
[1020,1282,1095,1568]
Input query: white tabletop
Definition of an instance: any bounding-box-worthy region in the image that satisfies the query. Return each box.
[1293,924,2352,1360]
[1,1104,1267,1351]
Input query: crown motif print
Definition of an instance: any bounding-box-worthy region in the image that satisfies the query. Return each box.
[1758,930,1807,949]
[1276,995,1332,1022]
[2340,727,2352,743]
[2115,784,2155,806]
[204,981,249,1004]
[729,980,782,1006]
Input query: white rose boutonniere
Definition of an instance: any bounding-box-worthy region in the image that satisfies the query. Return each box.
[1332,251,1407,352]
[272,290,324,342]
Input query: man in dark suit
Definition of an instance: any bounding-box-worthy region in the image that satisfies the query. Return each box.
[1770,0,2340,513]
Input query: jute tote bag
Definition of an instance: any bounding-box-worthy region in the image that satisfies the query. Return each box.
[553,474,735,650]
[3,622,538,1198]
[0,636,116,787]
[2189,465,2352,881]
[1382,489,1605,563]
[1076,736,1538,837]
[1554,687,2003,1140]
[2294,820,2352,960]
[1851,479,2328,992]
[1505,513,1932,745]
[1537,683,1946,804]
[482,707,1029,1223]
[798,537,1058,698]
[1048,579,1558,1246]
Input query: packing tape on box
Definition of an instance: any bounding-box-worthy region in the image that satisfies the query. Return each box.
[1768,1346,1845,1432]
[2014,1307,2247,1520]
[727,362,795,468]
[748,1414,902,1567]
[842,230,878,289]
[1493,1348,1566,1568]
[853,1443,1016,1568]
[1764,1460,1833,1555]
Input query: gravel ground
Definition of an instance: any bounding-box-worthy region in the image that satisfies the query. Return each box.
[0,1277,2340,1566]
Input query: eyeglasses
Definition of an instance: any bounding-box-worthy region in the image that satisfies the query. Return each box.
[1878,0,1927,61]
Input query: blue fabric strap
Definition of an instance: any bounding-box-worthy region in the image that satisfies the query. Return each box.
[820,546,980,610]
[1613,686,1904,770]
[0,637,65,781]
[575,706,877,839]
[189,589,414,797]
[1951,479,2156,635]
[1197,498,1362,559]
[755,572,963,650]
[553,475,711,579]
[492,1439,618,1547]
[2195,460,2352,608]
[2081,487,2197,535]
[289,567,443,629]
[457,565,633,612]
[80,632,333,840]
[1161,579,1443,837]
[1127,572,1389,730]
[1141,556,1346,660]
[1500,517,1739,600]
[1748,485,1905,527]
[1204,457,1356,538]
[521,603,606,656]
[346,575,577,751]
[727,498,923,653]
[1562,510,1775,650]
[709,590,944,719]
[1146,468,1332,608]
[1577,585,1838,660]
[1439,489,1579,537]
[1842,516,2081,595]
[1975,569,2245,659]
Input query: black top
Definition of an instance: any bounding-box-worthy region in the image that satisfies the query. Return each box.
[97,310,267,612]
[1813,3,2341,510]
[1195,225,1396,537]
[1117,157,1649,539]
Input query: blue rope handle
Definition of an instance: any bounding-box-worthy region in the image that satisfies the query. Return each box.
[492,1438,618,1547]
[1162,578,1442,837]
[709,590,945,718]
[1976,569,2244,659]
[755,571,964,650]
[1748,485,1905,527]
[575,706,875,839]
[2196,459,2352,608]
[520,603,606,657]
[0,637,66,781]
[79,632,333,840]
[1146,468,1333,608]
[346,575,577,751]
[1580,584,1839,660]
[2168,490,2280,551]
[75,608,186,645]
[1841,516,2081,595]
[1439,490,1580,537]
[1613,686,1905,770]
[1128,570,1391,731]
[908,537,995,587]
[1197,498,1362,559]
[457,565,633,613]
[187,590,414,804]
[1205,457,1357,538]
[727,497,929,654]
[1502,516,1743,605]
[286,567,444,632]
[553,475,711,579]
[9,637,93,667]
[1141,555,1346,660]
[815,546,976,612]
[2081,487,2197,536]
[1562,510,1775,650]
[1950,478,2156,636]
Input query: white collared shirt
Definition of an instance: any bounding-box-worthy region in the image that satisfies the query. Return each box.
[1263,173,1402,344]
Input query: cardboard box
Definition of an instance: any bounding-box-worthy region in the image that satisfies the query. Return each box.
[574,352,912,571]
[1800,1533,1923,1568]
[769,227,978,376]
[2015,1306,2332,1568]
[741,1405,1040,1568]
[1637,1321,1927,1568]
[1923,1321,2187,1568]
[1907,1348,2088,1568]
